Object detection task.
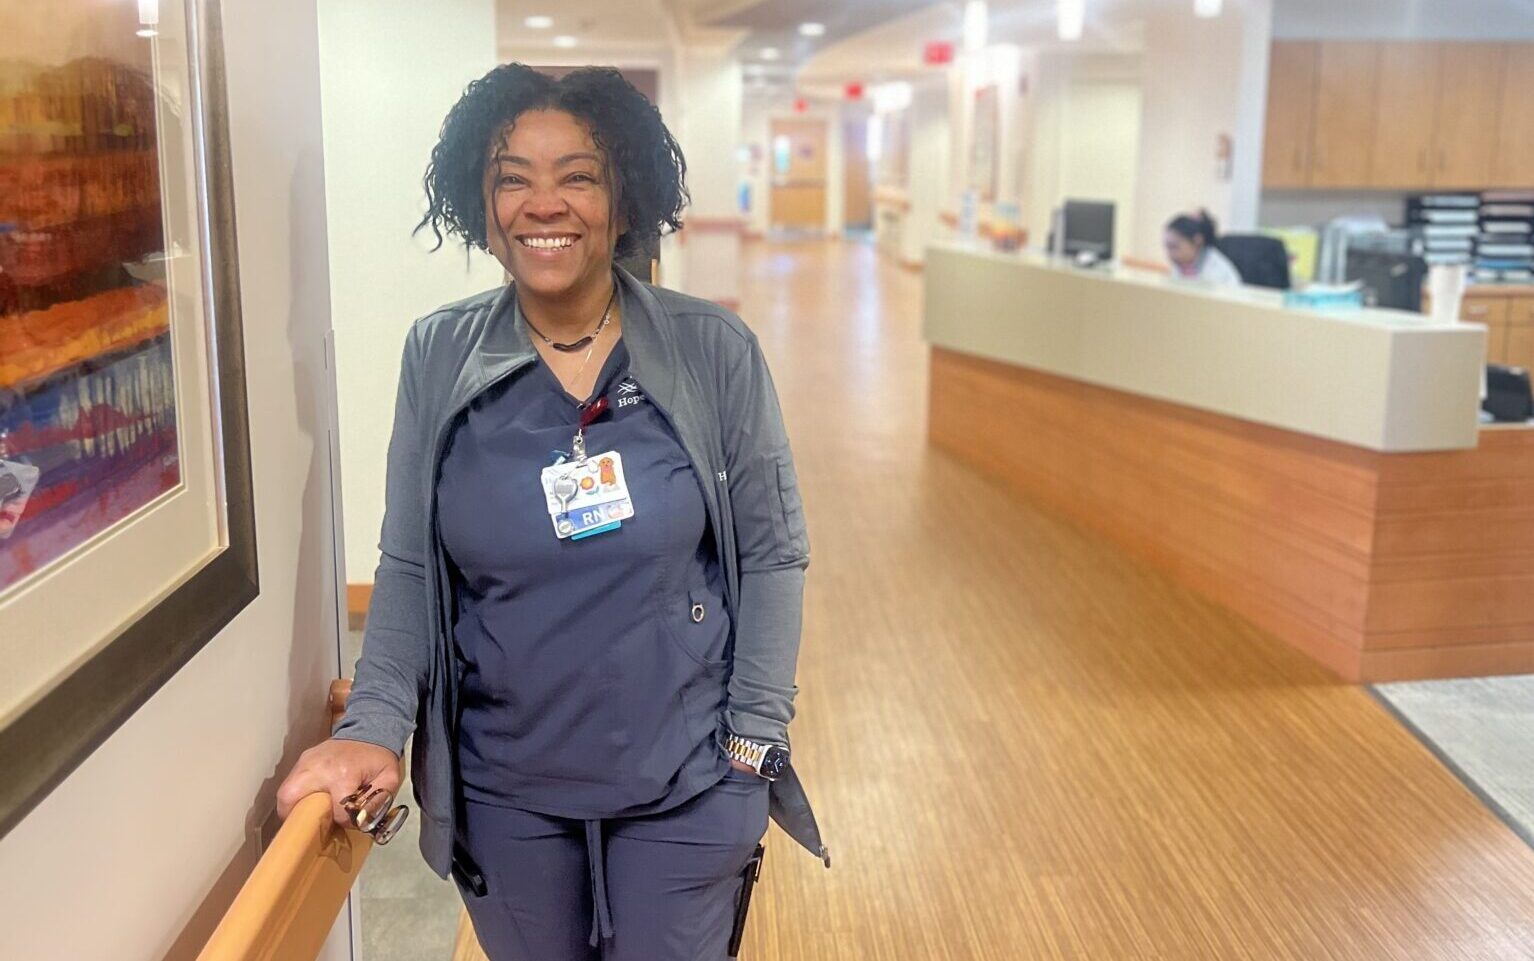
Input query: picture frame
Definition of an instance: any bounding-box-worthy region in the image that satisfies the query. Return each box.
[0,0,257,838]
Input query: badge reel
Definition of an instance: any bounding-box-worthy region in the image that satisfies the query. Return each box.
[540,396,634,542]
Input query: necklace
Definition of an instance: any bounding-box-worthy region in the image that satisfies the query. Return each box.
[569,335,602,396]
[522,288,617,353]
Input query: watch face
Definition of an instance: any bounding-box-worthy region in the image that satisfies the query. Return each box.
[760,746,790,779]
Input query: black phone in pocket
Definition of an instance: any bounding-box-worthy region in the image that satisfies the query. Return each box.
[450,844,488,898]
[727,843,765,958]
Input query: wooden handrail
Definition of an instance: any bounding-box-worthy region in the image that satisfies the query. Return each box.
[197,677,485,960]
[329,679,351,732]
[196,793,375,961]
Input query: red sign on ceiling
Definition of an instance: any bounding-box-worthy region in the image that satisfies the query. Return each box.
[923,41,955,65]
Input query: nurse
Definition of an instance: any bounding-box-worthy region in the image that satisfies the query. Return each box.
[1164,209,1243,287]
[276,64,825,960]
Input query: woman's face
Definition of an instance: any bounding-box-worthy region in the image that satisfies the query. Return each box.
[483,109,621,300]
[1163,230,1202,270]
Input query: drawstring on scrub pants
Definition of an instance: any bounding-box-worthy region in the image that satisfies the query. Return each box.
[585,819,615,946]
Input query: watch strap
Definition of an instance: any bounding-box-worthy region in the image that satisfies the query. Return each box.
[724,734,771,772]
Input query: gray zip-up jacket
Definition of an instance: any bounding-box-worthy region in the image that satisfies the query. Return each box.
[333,267,828,877]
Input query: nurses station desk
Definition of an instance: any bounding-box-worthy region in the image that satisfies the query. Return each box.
[923,242,1534,682]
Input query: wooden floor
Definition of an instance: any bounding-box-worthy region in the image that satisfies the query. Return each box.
[743,239,1534,959]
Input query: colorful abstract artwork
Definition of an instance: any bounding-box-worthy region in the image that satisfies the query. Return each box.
[0,33,179,593]
[0,0,257,840]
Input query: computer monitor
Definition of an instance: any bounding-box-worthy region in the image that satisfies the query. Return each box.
[1344,248,1428,312]
[1061,200,1115,264]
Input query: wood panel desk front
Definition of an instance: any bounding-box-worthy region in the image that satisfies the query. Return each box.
[925,244,1534,681]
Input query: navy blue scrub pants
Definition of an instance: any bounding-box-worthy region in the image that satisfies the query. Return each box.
[453,768,771,961]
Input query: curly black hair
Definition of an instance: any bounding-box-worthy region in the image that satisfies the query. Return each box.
[417,64,688,259]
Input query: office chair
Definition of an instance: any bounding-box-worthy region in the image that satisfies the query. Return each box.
[1217,234,1292,290]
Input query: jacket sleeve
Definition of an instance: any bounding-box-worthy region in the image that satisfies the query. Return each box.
[332,326,430,757]
[720,333,810,750]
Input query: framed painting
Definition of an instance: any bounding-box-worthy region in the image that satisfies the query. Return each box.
[0,0,256,837]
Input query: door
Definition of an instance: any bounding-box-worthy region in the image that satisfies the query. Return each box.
[1433,43,1506,188]
[842,117,873,231]
[1059,81,1142,258]
[769,118,828,231]
[1370,43,1439,189]
[1494,45,1534,186]
[1262,42,1318,188]
[1311,42,1379,188]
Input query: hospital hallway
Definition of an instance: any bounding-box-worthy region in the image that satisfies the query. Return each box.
[730,237,1534,959]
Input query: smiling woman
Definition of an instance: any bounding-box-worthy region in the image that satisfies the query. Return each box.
[277,63,826,961]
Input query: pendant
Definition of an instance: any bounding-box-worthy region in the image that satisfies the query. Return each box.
[550,335,596,352]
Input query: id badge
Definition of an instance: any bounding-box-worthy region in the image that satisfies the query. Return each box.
[539,451,635,540]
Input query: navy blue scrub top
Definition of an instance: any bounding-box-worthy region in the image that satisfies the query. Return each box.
[438,334,735,820]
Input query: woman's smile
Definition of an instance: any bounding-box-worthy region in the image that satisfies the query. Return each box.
[517,232,582,254]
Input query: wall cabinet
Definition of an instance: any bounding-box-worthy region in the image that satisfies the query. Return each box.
[1311,43,1379,188]
[1433,44,1507,189]
[1370,44,1439,188]
[1495,46,1534,187]
[1262,42,1318,189]
[1265,41,1531,191]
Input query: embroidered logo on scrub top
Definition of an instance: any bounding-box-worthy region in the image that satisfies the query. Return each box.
[615,378,645,408]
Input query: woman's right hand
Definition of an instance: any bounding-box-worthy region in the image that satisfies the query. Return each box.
[276,738,403,827]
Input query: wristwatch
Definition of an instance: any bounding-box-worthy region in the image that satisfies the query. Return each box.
[724,734,790,781]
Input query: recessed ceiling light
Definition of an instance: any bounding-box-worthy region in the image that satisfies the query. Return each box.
[1057,0,1084,41]
[964,1,988,51]
[760,47,781,60]
[799,22,825,37]
[525,15,554,28]
[1194,0,1222,16]
[552,35,578,48]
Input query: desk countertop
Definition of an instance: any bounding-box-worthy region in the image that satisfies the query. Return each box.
[923,242,1486,452]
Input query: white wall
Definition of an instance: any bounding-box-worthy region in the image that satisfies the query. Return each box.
[320,0,505,585]
[1130,0,1272,262]
[1260,190,1408,229]
[670,44,745,305]
[742,95,772,237]
[826,104,847,236]
[902,82,953,266]
[1272,0,1534,40]
[0,0,350,957]
[1018,51,1143,253]
[1060,81,1143,253]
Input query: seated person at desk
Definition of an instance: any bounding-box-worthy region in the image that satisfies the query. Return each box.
[1164,210,1242,287]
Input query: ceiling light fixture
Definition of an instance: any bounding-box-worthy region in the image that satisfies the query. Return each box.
[552,34,578,48]
[870,81,913,114]
[1057,0,1085,41]
[525,15,554,29]
[963,1,988,52]
[135,27,157,37]
[1193,0,1222,16]
[760,47,782,60]
[799,22,826,37]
